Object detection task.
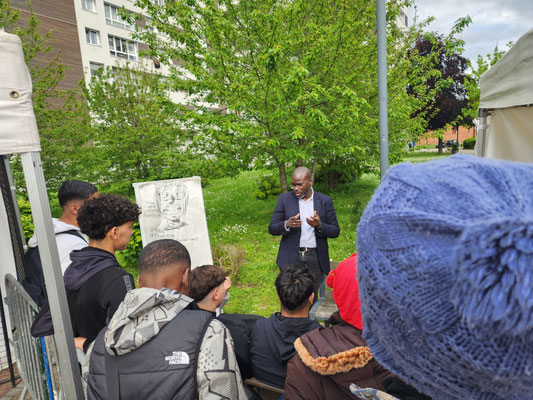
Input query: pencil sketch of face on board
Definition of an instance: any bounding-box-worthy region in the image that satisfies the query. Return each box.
[156,182,189,230]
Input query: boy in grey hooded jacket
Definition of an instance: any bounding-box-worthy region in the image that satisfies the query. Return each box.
[83,239,246,400]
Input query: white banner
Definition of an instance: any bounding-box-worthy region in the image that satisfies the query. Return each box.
[133,177,213,268]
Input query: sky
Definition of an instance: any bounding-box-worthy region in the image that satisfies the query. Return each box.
[409,0,533,67]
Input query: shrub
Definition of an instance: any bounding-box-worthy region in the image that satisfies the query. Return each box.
[463,137,476,150]
[212,243,246,282]
[17,197,34,242]
[116,221,143,268]
[253,174,281,200]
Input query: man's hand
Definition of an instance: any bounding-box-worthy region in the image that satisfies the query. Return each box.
[74,336,87,351]
[306,210,322,229]
[285,213,302,229]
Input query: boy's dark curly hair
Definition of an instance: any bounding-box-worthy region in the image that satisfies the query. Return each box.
[77,194,141,240]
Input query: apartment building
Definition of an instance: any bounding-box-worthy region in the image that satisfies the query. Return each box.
[11,0,181,97]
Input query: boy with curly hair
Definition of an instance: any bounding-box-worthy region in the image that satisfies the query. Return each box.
[64,194,141,352]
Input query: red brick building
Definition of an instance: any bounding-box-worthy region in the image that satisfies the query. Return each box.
[417,126,476,146]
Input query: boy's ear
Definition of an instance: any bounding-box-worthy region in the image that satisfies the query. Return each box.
[308,292,315,305]
[69,202,80,215]
[181,268,190,294]
[108,226,118,239]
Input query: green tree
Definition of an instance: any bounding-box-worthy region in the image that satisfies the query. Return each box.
[461,44,510,124]
[408,18,472,153]
[84,64,185,186]
[133,0,436,191]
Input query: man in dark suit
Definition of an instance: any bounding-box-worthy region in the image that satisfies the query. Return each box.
[269,167,340,294]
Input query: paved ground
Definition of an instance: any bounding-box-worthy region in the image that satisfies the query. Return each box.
[0,383,24,399]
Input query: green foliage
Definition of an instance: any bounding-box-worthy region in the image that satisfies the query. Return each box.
[462,44,511,123]
[253,175,281,200]
[116,222,142,269]
[133,0,436,191]
[212,243,247,283]
[463,137,476,150]
[84,65,183,185]
[17,197,34,242]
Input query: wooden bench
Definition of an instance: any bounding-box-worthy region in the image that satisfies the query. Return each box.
[244,377,283,400]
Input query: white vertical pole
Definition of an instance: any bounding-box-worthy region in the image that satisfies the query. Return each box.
[21,152,84,399]
[377,0,389,181]
[475,109,489,157]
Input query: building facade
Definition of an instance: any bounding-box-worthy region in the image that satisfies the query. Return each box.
[12,0,183,102]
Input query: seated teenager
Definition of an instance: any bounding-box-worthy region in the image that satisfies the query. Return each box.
[190,264,259,380]
[284,254,428,400]
[249,263,320,389]
[66,194,141,352]
[355,155,533,399]
[84,239,247,399]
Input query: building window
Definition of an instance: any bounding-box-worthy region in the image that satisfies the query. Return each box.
[151,0,164,5]
[108,35,138,61]
[399,10,408,27]
[89,62,104,76]
[85,28,100,45]
[82,0,96,12]
[104,3,134,30]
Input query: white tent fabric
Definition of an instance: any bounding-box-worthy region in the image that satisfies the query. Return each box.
[476,28,533,162]
[484,107,533,162]
[0,30,40,155]
[479,28,533,110]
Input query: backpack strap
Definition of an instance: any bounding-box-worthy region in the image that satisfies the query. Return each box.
[56,229,88,244]
[105,348,121,400]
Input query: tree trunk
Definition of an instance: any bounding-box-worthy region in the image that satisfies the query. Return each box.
[311,157,318,182]
[437,137,443,154]
[279,162,288,193]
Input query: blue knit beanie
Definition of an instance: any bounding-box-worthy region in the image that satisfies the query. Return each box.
[357,155,533,400]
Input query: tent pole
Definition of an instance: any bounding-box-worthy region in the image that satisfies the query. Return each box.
[20,152,84,399]
[475,109,489,157]
[377,0,389,181]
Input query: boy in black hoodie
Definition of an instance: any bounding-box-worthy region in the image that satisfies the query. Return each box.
[250,263,320,388]
[65,194,140,352]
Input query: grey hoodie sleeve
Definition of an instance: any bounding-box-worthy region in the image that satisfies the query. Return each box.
[197,319,247,399]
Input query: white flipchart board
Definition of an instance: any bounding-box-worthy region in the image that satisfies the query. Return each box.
[133,177,213,268]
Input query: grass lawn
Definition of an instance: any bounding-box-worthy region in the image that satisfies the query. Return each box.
[198,150,451,316]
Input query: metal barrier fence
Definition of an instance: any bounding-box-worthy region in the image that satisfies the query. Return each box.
[4,274,61,400]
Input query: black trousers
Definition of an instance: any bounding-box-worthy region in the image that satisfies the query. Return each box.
[298,249,323,299]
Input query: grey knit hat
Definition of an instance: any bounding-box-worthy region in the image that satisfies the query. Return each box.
[357,155,533,400]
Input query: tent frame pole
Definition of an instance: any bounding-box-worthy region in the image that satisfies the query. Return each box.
[21,152,84,399]
[476,109,489,157]
[377,0,389,181]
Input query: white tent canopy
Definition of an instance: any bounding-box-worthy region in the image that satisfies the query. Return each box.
[476,28,533,162]
[0,30,40,155]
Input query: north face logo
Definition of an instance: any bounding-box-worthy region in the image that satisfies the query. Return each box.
[165,351,190,365]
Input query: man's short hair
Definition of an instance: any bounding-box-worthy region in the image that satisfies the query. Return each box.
[275,263,315,311]
[139,239,191,273]
[77,194,140,240]
[189,265,226,302]
[58,180,98,207]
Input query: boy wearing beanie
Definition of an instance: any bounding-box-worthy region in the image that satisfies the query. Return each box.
[356,155,533,400]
